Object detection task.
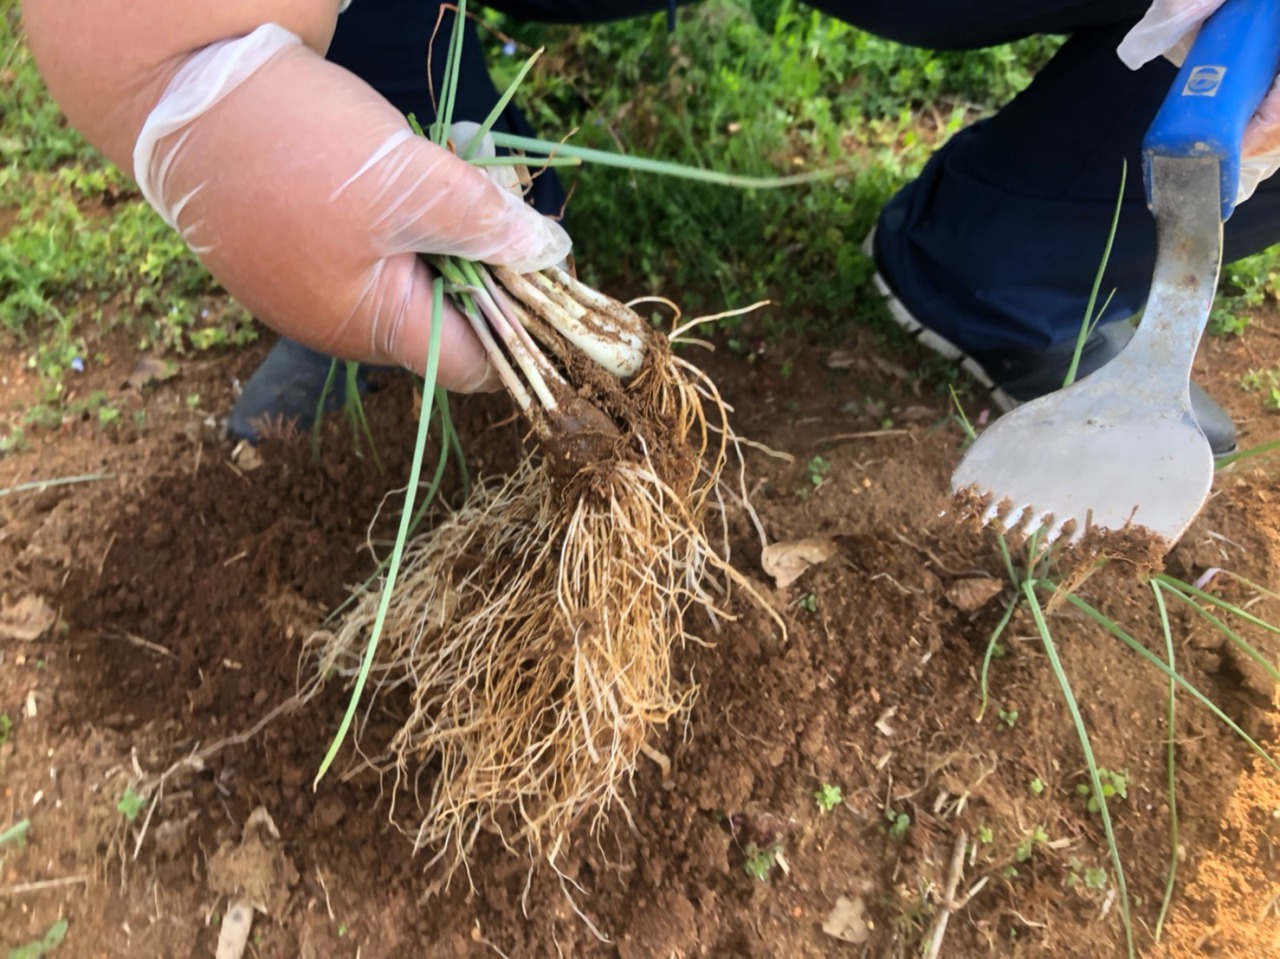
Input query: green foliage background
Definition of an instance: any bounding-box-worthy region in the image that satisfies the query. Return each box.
[2,0,1275,407]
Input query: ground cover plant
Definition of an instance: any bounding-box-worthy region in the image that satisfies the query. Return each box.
[3,2,1280,957]
[0,0,250,423]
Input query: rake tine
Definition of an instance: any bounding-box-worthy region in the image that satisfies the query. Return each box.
[1045,517,1075,546]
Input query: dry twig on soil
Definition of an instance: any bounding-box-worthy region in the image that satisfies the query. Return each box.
[923,829,990,959]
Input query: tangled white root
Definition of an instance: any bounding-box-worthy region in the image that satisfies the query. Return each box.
[307,349,771,880]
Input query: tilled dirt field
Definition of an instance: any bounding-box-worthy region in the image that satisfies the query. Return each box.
[3,314,1280,957]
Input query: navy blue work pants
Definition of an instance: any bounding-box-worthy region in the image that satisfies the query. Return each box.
[327,1,1280,353]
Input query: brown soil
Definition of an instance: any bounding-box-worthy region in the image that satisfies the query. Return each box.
[951,487,1173,576]
[3,312,1280,958]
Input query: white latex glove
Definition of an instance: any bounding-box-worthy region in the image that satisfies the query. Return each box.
[1116,0,1217,68]
[132,23,571,391]
[1119,0,1280,202]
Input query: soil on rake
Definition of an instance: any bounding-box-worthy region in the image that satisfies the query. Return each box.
[3,314,1280,958]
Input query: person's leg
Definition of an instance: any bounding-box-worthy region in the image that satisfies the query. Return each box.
[816,0,1280,354]
[816,0,1143,52]
[802,1,1266,453]
[479,0,670,22]
[872,22,1178,354]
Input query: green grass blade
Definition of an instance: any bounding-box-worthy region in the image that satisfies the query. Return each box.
[1065,161,1126,388]
[1170,599,1280,682]
[430,0,469,145]
[1023,582,1135,958]
[1092,287,1118,335]
[321,407,454,627]
[487,131,840,188]
[1060,589,1280,775]
[9,918,68,959]
[0,818,30,846]
[948,385,978,442]
[468,155,582,169]
[437,389,469,500]
[1216,436,1280,469]
[1156,572,1280,642]
[996,533,1017,587]
[1189,568,1280,602]
[317,46,476,631]
[1154,576,1280,684]
[1151,580,1180,942]
[1155,571,1280,635]
[343,361,383,473]
[460,47,544,162]
[407,404,458,530]
[311,357,340,462]
[0,473,112,497]
[1024,529,1046,577]
[314,276,448,787]
[977,597,1018,721]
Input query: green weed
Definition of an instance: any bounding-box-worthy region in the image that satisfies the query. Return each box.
[116,787,145,823]
[814,783,843,812]
[742,840,783,880]
[886,808,910,841]
[806,454,831,487]
[1078,768,1129,815]
[6,919,68,959]
[1,0,254,406]
[975,531,1134,952]
[1015,825,1049,863]
[973,551,1280,958]
[23,405,61,431]
[1208,249,1280,338]
[0,426,25,455]
[1066,858,1109,891]
[1240,368,1280,411]
[0,818,29,848]
[0,1,94,171]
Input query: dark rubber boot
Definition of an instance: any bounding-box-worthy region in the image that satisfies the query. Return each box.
[968,323,1238,457]
[226,338,377,444]
[865,232,1238,457]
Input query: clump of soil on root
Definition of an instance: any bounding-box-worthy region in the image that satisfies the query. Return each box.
[305,272,768,883]
[1063,522,1170,573]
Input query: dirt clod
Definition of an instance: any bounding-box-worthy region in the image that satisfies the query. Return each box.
[822,896,871,945]
[0,594,56,641]
[207,808,297,916]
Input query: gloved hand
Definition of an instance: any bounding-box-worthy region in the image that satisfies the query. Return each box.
[1119,0,1280,202]
[131,23,571,392]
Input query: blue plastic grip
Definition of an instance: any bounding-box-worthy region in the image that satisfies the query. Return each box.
[1144,0,1280,219]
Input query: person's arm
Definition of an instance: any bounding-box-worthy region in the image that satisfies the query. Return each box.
[23,0,336,166]
[23,0,570,391]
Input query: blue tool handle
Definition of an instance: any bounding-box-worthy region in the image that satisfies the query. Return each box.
[1144,0,1280,219]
